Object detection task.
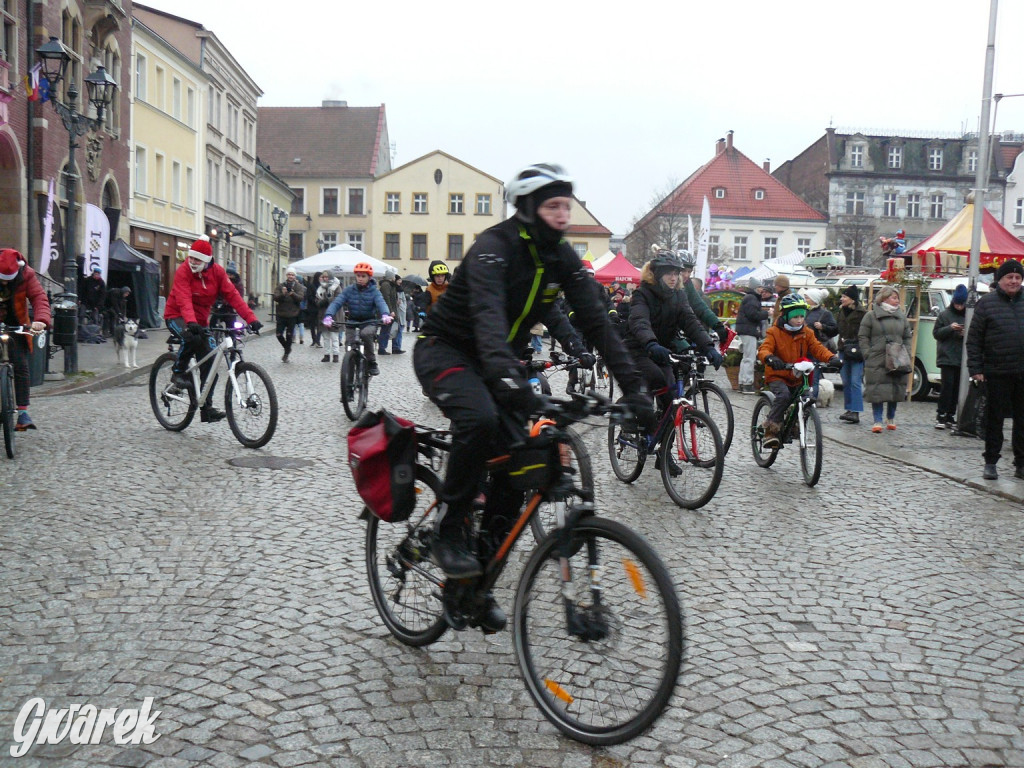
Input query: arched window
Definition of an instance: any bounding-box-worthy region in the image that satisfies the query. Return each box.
[60,9,83,106]
[102,179,118,210]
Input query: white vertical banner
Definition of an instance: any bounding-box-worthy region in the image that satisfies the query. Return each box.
[84,204,110,279]
[695,196,711,280]
[687,215,694,253]
[39,178,56,276]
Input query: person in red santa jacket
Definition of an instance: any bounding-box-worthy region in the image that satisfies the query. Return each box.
[164,235,262,422]
[0,248,51,430]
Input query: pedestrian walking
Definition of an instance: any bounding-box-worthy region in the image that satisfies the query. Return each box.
[315,271,342,362]
[735,278,772,393]
[305,273,323,348]
[932,283,967,429]
[377,272,404,354]
[837,285,867,424]
[966,259,1024,480]
[804,288,838,400]
[273,267,305,362]
[859,286,911,433]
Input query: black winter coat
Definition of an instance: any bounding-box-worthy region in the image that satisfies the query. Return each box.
[625,268,713,357]
[805,306,838,348]
[966,285,1024,377]
[735,288,768,337]
[421,217,642,393]
[932,304,966,368]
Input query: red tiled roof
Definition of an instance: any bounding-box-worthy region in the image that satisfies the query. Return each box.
[999,143,1023,172]
[256,105,388,179]
[566,224,612,236]
[640,142,827,229]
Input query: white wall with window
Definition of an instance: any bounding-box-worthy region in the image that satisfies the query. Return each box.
[733,235,748,260]
[347,231,364,251]
[887,146,902,169]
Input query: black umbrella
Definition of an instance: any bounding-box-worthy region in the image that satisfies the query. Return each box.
[403,273,428,287]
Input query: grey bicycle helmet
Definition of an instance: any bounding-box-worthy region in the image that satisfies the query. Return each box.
[649,250,685,273]
[504,163,574,206]
[677,249,697,269]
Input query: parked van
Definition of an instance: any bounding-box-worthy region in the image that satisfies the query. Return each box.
[785,270,985,400]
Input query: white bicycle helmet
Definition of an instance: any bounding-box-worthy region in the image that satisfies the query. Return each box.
[504,163,574,205]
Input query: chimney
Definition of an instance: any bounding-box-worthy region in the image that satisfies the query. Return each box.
[763,159,771,173]
[726,130,734,151]
[716,137,725,155]
[322,99,348,108]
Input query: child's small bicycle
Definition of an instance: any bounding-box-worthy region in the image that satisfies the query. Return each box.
[750,359,837,487]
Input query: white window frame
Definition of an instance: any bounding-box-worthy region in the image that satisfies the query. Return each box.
[475,194,491,215]
[929,148,943,171]
[797,237,812,255]
[347,187,365,216]
[386,192,400,213]
[930,194,945,219]
[322,187,339,215]
[154,66,164,110]
[171,160,181,205]
[320,232,338,250]
[172,77,181,120]
[753,189,765,200]
[186,166,195,209]
[347,231,364,251]
[763,236,778,260]
[845,192,865,215]
[186,87,195,127]
[134,145,147,195]
[714,187,726,199]
[733,235,748,260]
[887,146,902,169]
[413,193,428,214]
[708,234,720,258]
[850,145,864,168]
[967,149,978,173]
[1016,198,1023,226]
[289,187,306,216]
[154,153,165,201]
[883,192,898,218]
[449,193,464,214]
[907,193,921,218]
[135,53,147,102]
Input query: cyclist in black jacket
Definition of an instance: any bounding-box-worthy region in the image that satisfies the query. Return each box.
[414,163,653,631]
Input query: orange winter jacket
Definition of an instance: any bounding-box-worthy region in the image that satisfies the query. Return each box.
[758,320,835,387]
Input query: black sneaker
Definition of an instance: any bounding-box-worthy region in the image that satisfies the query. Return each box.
[171,373,192,389]
[321,355,331,363]
[200,406,226,423]
[474,592,507,634]
[983,464,998,480]
[368,363,380,376]
[282,350,290,362]
[379,349,390,355]
[393,349,406,355]
[431,527,482,579]
[1015,466,1024,480]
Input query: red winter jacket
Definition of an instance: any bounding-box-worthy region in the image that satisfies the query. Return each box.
[1,266,51,352]
[164,261,256,327]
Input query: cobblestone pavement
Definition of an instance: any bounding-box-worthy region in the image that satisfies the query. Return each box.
[4,338,1023,767]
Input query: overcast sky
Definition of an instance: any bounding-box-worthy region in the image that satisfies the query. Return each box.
[139,0,1024,235]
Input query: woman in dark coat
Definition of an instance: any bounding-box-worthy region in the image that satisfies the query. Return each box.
[932,284,967,428]
[859,286,912,432]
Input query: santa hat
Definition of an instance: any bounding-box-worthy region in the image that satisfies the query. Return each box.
[188,236,214,264]
[0,248,25,280]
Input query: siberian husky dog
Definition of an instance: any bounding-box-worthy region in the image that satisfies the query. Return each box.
[113,319,140,368]
[817,377,835,407]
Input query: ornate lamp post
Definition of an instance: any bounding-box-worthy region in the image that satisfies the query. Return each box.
[35,36,118,374]
[271,206,288,321]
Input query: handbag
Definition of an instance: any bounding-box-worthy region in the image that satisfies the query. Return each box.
[841,340,863,362]
[884,337,912,375]
[347,409,418,522]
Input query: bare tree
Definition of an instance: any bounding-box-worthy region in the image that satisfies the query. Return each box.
[831,214,881,269]
[624,177,686,265]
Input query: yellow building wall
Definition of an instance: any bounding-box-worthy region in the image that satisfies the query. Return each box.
[565,201,612,260]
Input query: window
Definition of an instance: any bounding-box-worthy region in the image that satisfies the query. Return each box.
[907,193,921,218]
[845,192,865,215]
[883,193,898,217]
[476,194,492,215]
[1016,198,1023,226]
[930,194,944,219]
[733,235,748,260]
[320,232,338,249]
[322,187,339,215]
[887,146,902,169]
[448,234,464,260]
[413,194,428,214]
[289,232,304,260]
[384,233,400,260]
[386,192,400,213]
[797,238,812,254]
[412,234,427,260]
[449,193,464,214]
[967,149,978,173]
[347,232,363,251]
[186,87,195,127]
[290,188,304,215]
[171,161,181,204]
[763,237,778,260]
[134,147,147,194]
[753,189,765,200]
[172,78,181,119]
[929,148,943,171]
[573,243,587,259]
[714,187,726,199]
[1,2,17,69]
[850,145,863,168]
[186,166,194,209]
[154,154,164,199]
[708,235,719,258]
[347,188,365,215]
[154,66,164,110]
[135,54,146,101]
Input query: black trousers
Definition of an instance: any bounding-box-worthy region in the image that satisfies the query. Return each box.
[8,333,30,408]
[413,338,523,528]
[936,365,961,421]
[166,318,218,400]
[983,374,1024,468]
[636,355,676,411]
[276,317,297,352]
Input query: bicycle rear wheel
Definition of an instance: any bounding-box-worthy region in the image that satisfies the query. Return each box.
[2,364,15,458]
[365,465,448,646]
[799,404,823,487]
[750,394,779,468]
[659,408,724,509]
[149,352,196,431]
[341,351,359,420]
[694,380,734,455]
[529,427,594,543]
[514,516,683,746]
[607,420,646,483]
[225,361,278,449]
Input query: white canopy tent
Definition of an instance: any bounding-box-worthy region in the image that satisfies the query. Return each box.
[591,250,617,270]
[742,251,814,282]
[287,244,396,277]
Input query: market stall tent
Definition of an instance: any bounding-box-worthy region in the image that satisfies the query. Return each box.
[107,239,161,328]
[906,202,1024,271]
[287,244,395,277]
[593,252,642,285]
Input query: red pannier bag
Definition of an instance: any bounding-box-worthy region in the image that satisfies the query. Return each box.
[347,409,418,522]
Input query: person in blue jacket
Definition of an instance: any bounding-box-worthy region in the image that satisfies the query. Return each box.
[322,262,393,375]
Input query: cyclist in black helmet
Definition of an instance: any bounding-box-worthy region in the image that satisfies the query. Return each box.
[414,162,653,633]
[423,260,450,315]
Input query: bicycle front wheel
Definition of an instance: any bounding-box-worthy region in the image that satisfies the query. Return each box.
[530,427,594,543]
[694,381,734,455]
[514,516,683,746]
[225,362,278,449]
[356,356,370,417]
[1,363,15,458]
[149,352,196,432]
[607,420,646,483]
[340,351,359,420]
[365,465,449,646]
[799,404,823,487]
[659,408,724,509]
[750,394,779,468]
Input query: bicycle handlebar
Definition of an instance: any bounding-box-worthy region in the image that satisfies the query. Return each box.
[0,324,41,336]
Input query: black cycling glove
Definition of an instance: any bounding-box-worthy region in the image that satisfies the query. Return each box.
[764,355,786,370]
[646,341,671,365]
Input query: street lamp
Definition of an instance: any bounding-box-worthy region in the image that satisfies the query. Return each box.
[36,36,118,374]
[271,206,288,321]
